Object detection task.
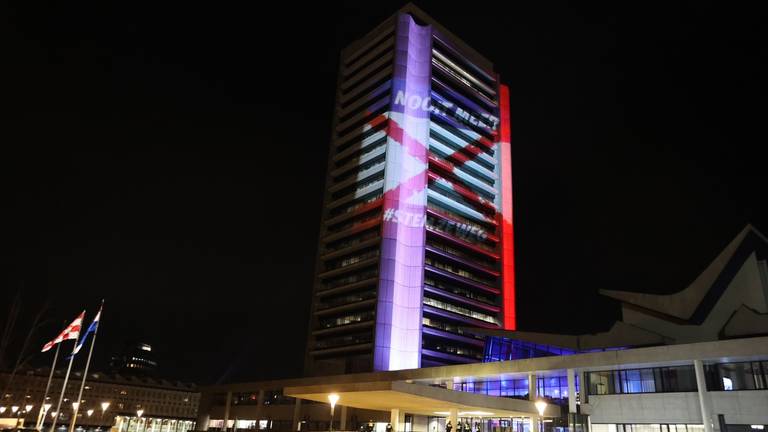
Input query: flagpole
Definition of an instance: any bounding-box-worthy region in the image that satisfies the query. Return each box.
[49,336,80,432]
[69,303,102,432]
[37,343,61,430]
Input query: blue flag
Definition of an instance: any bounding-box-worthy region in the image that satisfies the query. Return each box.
[73,308,101,355]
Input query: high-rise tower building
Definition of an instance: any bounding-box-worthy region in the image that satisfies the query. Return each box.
[306,4,515,375]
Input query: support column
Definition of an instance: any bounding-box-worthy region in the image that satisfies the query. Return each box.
[390,409,404,432]
[528,374,537,401]
[223,392,232,432]
[579,370,589,405]
[292,399,302,432]
[528,374,538,432]
[567,369,577,414]
[195,393,212,432]
[448,409,458,432]
[694,360,714,432]
[255,391,265,422]
[340,406,348,431]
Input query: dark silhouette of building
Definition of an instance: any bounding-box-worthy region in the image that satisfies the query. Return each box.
[109,342,159,376]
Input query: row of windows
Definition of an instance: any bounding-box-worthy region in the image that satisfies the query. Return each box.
[427,192,494,234]
[447,375,578,400]
[324,228,379,254]
[431,42,497,99]
[316,289,377,311]
[589,361,768,395]
[424,256,497,287]
[429,108,495,161]
[422,317,484,340]
[340,49,392,98]
[424,277,496,305]
[262,390,295,406]
[705,361,768,391]
[321,266,378,289]
[342,29,393,81]
[315,331,373,350]
[429,127,496,177]
[328,192,382,219]
[426,238,497,271]
[587,366,698,395]
[591,424,706,432]
[422,338,483,360]
[324,248,379,272]
[431,55,495,112]
[426,210,497,252]
[330,171,385,201]
[428,181,494,220]
[334,135,386,171]
[423,296,499,325]
[326,214,379,237]
[329,180,384,210]
[333,157,386,185]
[428,158,496,203]
[317,310,375,329]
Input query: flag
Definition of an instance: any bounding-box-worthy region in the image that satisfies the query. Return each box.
[42,311,85,352]
[72,308,101,355]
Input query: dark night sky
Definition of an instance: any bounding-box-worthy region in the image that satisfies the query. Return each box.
[4,1,767,384]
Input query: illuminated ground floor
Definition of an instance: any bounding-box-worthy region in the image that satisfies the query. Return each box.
[196,337,768,432]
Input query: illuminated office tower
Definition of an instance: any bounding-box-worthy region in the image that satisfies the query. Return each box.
[306,4,515,375]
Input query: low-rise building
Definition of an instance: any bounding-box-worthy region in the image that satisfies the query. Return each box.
[0,369,199,432]
[196,226,768,432]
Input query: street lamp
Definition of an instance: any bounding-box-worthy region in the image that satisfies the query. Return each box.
[327,394,339,432]
[137,409,144,432]
[534,400,547,432]
[0,406,6,414]
[42,403,53,428]
[72,402,80,411]
[26,404,34,413]
[100,402,110,421]
[87,410,94,418]
[12,406,21,429]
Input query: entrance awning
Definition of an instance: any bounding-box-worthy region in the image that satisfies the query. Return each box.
[284,381,560,418]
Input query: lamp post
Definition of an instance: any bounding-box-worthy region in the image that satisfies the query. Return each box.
[137,409,144,432]
[100,402,110,425]
[12,406,20,430]
[43,403,53,427]
[22,405,34,430]
[327,394,339,432]
[534,400,547,432]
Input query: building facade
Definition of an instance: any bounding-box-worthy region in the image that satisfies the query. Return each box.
[0,369,199,432]
[307,3,516,376]
[199,222,768,432]
[198,337,768,432]
[198,5,768,432]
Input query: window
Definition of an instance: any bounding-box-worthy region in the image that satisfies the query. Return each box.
[587,366,697,395]
[318,311,375,329]
[705,361,768,391]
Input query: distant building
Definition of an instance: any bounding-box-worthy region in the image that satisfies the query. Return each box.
[110,342,159,377]
[0,368,198,432]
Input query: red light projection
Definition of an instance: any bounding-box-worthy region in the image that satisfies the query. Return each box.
[498,84,516,330]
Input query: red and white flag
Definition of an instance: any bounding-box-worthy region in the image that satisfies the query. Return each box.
[41,311,85,352]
